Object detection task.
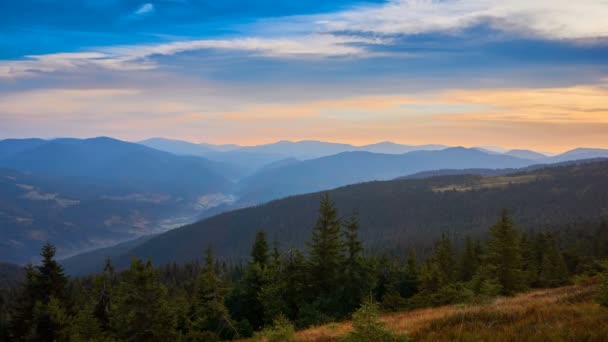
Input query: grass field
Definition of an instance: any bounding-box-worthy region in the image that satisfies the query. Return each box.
[256,283,607,341]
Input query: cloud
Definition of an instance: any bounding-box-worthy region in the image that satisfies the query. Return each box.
[314,0,608,40]
[0,34,388,78]
[134,3,155,16]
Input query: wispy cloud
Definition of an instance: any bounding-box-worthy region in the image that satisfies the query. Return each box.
[134,3,155,16]
[314,0,608,40]
[0,34,388,78]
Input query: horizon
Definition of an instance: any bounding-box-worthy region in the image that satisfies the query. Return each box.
[1,1,607,153]
[7,135,606,155]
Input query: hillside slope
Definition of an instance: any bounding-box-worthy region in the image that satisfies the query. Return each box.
[110,160,608,268]
[288,283,606,341]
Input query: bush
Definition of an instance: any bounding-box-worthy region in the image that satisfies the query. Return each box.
[256,315,295,342]
[341,300,407,342]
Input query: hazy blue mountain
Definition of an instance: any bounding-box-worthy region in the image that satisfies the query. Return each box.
[0,138,47,160]
[95,160,608,269]
[546,148,608,163]
[139,137,219,156]
[235,140,357,160]
[237,147,535,204]
[505,149,548,160]
[0,137,235,194]
[361,141,447,154]
[139,137,241,155]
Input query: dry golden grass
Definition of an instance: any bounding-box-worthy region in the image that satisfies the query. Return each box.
[270,284,607,342]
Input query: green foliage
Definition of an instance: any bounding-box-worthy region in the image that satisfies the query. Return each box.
[484,210,526,295]
[308,193,344,311]
[112,258,176,341]
[341,299,407,342]
[251,231,270,267]
[191,247,238,339]
[341,211,375,314]
[256,315,295,342]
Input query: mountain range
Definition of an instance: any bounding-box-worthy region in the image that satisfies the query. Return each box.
[61,159,608,274]
[0,137,238,263]
[2,136,608,265]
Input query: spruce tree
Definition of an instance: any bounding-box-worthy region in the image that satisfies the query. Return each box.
[251,231,270,267]
[433,234,456,285]
[484,210,525,295]
[308,193,344,311]
[10,243,71,342]
[459,237,480,282]
[341,211,374,315]
[538,235,569,287]
[113,258,176,341]
[94,257,115,334]
[191,247,238,339]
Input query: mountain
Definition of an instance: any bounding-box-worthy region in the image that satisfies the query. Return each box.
[139,137,241,156]
[361,142,447,154]
[547,148,608,163]
[236,147,535,204]
[80,159,608,271]
[0,137,236,194]
[505,149,548,160]
[0,137,240,264]
[138,137,220,156]
[0,138,47,160]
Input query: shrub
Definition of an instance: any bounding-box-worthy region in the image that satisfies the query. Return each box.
[341,300,407,342]
[256,315,295,342]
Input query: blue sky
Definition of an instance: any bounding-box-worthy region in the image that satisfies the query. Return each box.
[1,0,608,151]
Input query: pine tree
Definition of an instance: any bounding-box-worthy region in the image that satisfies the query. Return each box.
[9,243,71,342]
[9,264,38,340]
[484,210,525,295]
[433,234,456,285]
[459,237,480,282]
[251,231,270,267]
[191,247,238,339]
[94,257,115,333]
[282,249,308,321]
[308,194,344,311]
[113,258,176,341]
[538,235,569,287]
[341,211,374,315]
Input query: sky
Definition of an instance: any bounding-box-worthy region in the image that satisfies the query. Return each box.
[1,0,608,152]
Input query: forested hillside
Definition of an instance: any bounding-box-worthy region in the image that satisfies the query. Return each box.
[100,160,608,270]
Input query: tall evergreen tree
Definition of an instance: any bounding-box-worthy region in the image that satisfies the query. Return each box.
[112,258,176,341]
[433,234,456,285]
[251,231,270,267]
[307,193,344,310]
[538,235,569,287]
[459,237,481,282]
[94,257,115,334]
[484,210,525,295]
[10,243,71,342]
[341,211,374,315]
[191,247,238,339]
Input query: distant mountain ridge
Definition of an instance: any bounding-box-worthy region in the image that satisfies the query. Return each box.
[0,137,240,264]
[72,159,608,272]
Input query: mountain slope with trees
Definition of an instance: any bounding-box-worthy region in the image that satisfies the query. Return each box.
[103,160,608,270]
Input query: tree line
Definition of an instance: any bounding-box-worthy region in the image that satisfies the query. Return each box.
[2,193,608,341]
